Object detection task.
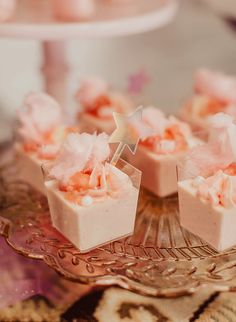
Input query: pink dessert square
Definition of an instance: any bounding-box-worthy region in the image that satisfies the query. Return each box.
[15,144,46,194]
[46,159,140,252]
[127,145,183,197]
[178,179,236,251]
[126,106,201,197]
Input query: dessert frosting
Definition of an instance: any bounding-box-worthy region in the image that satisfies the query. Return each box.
[0,0,16,22]
[192,168,236,209]
[49,133,133,205]
[183,113,236,179]
[17,92,75,160]
[184,69,236,120]
[195,68,236,104]
[76,77,132,119]
[18,92,62,144]
[183,113,236,208]
[130,106,195,154]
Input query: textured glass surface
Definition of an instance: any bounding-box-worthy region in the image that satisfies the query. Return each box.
[1,148,236,297]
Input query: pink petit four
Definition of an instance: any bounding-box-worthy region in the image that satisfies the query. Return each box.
[0,0,16,22]
[52,0,95,21]
[127,107,201,197]
[16,92,78,194]
[45,133,140,252]
[180,69,236,131]
[76,77,133,134]
[178,113,236,251]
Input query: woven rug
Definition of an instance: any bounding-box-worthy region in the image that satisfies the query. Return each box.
[1,287,236,321]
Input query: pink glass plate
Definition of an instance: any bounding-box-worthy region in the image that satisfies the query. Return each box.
[2,145,236,298]
[0,0,178,39]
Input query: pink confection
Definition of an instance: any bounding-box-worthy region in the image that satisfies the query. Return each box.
[52,0,95,21]
[180,69,236,132]
[76,77,133,134]
[76,77,108,109]
[0,0,16,22]
[45,133,140,252]
[195,69,236,104]
[16,143,48,194]
[178,174,236,251]
[15,92,76,194]
[127,106,201,197]
[178,113,236,251]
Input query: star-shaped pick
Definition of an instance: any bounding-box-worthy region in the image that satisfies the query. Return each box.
[109,106,143,165]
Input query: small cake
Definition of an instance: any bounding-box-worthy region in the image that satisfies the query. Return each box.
[45,132,140,252]
[178,113,236,251]
[126,107,201,197]
[16,92,77,194]
[0,0,16,22]
[76,77,133,134]
[180,69,236,131]
[52,0,95,21]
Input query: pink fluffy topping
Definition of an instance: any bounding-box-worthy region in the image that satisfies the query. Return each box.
[130,106,194,154]
[182,113,236,179]
[37,143,61,160]
[76,77,108,109]
[17,92,62,145]
[0,0,16,22]
[49,132,133,204]
[53,0,95,21]
[49,132,110,183]
[193,170,236,208]
[195,68,236,104]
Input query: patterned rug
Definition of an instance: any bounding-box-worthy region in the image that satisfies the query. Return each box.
[1,287,236,322]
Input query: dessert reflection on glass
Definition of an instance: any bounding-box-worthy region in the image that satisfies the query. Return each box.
[126,106,201,197]
[76,76,133,134]
[52,0,95,21]
[180,68,236,132]
[45,132,141,253]
[15,92,79,194]
[178,113,236,251]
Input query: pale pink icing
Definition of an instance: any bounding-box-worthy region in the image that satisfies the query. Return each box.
[17,92,62,145]
[38,143,61,160]
[130,106,194,154]
[193,170,236,208]
[76,77,108,109]
[49,133,110,182]
[49,132,133,204]
[53,0,95,21]
[76,77,133,119]
[86,163,132,199]
[0,0,16,22]
[182,113,236,179]
[195,68,236,104]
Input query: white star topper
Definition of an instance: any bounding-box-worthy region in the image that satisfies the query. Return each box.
[109,106,143,165]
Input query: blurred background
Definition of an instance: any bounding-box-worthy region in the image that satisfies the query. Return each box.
[1,0,236,141]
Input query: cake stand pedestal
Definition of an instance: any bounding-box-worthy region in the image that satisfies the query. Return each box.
[0,0,178,105]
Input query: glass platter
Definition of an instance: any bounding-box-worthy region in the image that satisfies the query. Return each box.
[1,144,236,298]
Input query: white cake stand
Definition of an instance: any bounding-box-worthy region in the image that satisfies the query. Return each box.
[0,0,178,105]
